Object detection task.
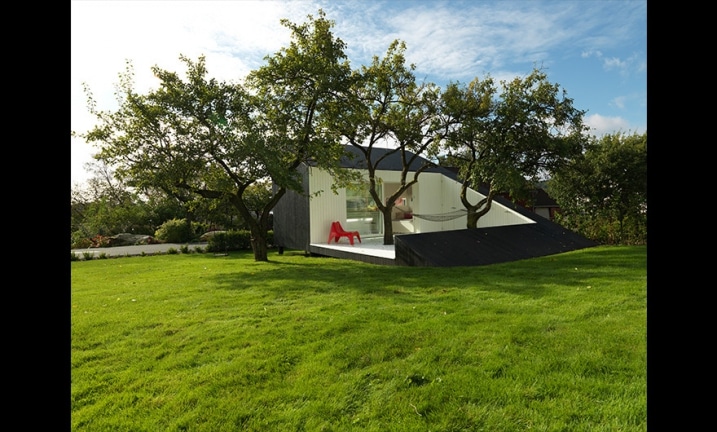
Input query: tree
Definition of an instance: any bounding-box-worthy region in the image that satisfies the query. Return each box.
[441,69,588,228]
[333,40,445,245]
[71,162,158,247]
[548,131,647,244]
[73,10,355,261]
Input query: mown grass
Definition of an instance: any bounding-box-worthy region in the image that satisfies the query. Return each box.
[71,245,646,431]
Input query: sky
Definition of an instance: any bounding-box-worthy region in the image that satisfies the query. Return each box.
[71,0,647,187]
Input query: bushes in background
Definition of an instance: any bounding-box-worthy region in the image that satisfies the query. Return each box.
[206,230,274,252]
[154,218,203,243]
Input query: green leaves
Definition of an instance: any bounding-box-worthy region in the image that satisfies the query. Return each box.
[73,10,360,261]
[73,9,601,253]
[549,132,647,244]
[440,68,588,227]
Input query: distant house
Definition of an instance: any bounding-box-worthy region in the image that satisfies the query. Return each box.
[500,188,562,222]
[272,145,595,266]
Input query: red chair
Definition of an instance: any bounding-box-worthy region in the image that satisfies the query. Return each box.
[328,221,361,245]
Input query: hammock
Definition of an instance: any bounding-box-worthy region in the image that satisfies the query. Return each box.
[412,209,467,222]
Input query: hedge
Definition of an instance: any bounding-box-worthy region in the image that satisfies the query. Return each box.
[206,230,274,252]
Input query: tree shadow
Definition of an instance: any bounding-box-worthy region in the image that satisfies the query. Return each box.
[208,246,646,300]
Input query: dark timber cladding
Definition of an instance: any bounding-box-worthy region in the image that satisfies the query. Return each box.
[394,223,598,267]
[272,164,311,253]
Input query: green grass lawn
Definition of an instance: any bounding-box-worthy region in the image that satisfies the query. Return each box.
[71,245,646,431]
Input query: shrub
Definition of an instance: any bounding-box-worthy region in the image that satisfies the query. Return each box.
[206,230,274,252]
[82,252,94,261]
[207,231,236,252]
[154,218,195,243]
[555,213,646,245]
[71,237,93,249]
[167,247,179,255]
[180,245,191,254]
[90,235,111,248]
[71,252,80,261]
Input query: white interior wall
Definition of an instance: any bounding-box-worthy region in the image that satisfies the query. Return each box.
[309,167,534,243]
[309,168,346,243]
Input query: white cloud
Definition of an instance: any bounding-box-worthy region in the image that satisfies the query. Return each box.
[71,1,322,186]
[329,1,617,82]
[581,49,603,59]
[603,57,627,72]
[71,0,646,186]
[584,113,643,137]
[612,96,627,110]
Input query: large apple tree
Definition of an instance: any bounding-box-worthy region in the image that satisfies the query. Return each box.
[441,69,588,228]
[332,40,446,245]
[73,10,354,261]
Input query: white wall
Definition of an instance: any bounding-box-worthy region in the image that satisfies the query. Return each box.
[308,168,347,244]
[412,172,534,232]
[308,167,534,243]
[457,176,534,228]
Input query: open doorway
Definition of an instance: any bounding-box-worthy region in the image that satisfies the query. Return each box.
[385,183,414,233]
[345,184,383,238]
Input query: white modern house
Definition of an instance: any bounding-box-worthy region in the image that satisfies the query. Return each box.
[272,145,595,266]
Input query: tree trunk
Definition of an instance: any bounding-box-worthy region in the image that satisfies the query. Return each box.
[466,209,479,229]
[382,208,394,245]
[250,229,269,262]
[463,190,495,229]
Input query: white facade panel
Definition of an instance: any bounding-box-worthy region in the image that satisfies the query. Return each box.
[308,168,346,244]
[463,184,534,227]
[456,183,535,228]
[308,167,534,243]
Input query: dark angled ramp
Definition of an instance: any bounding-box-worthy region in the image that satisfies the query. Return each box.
[394,221,598,267]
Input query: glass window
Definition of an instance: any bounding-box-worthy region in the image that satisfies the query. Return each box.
[345,183,382,237]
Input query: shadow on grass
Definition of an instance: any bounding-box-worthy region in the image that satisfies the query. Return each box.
[207,246,646,298]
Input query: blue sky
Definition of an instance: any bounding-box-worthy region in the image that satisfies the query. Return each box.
[71,0,646,186]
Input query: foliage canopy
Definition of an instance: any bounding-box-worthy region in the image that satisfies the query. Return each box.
[73,8,633,253]
[441,69,589,228]
[549,131,647,244]
[74,10,356,261]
